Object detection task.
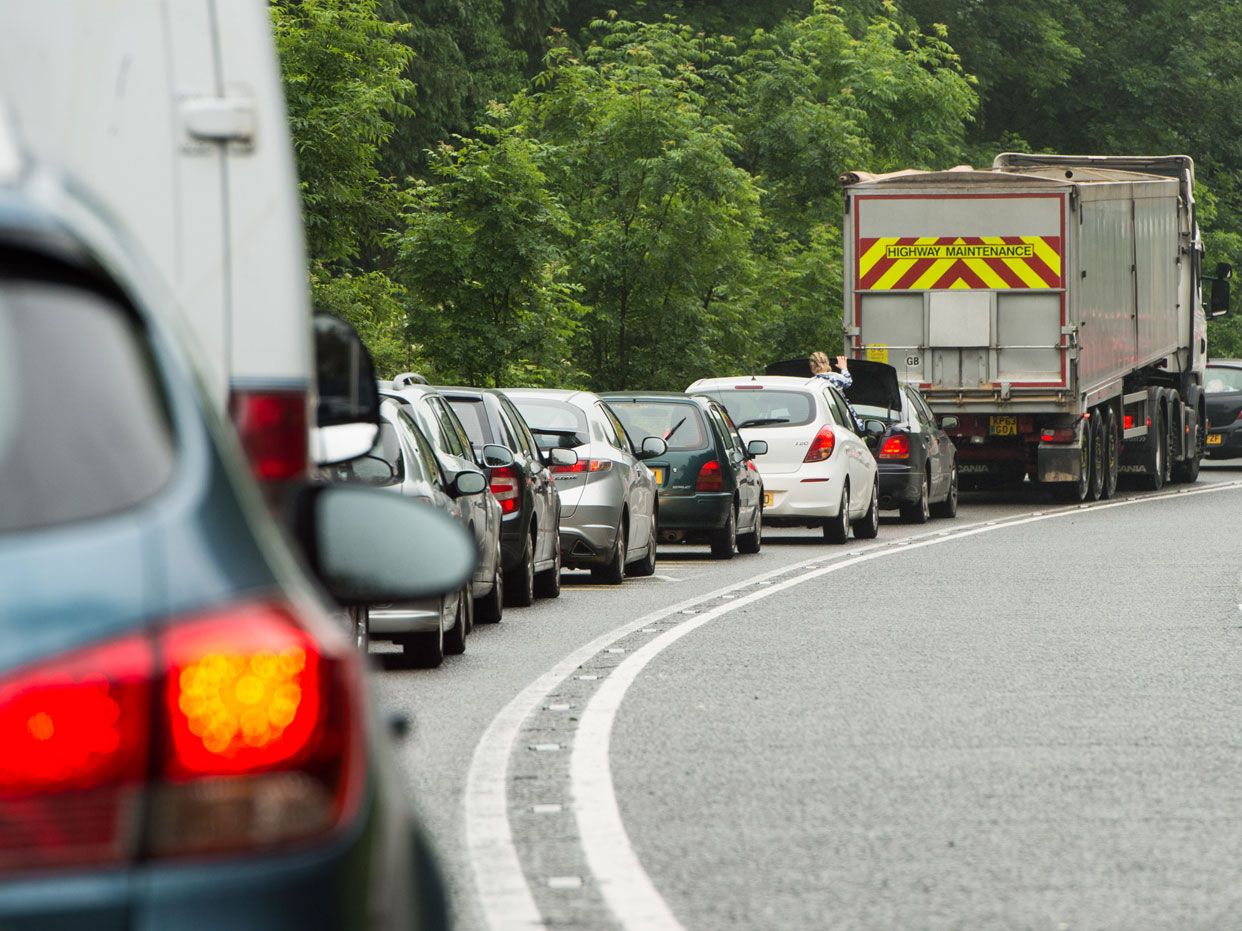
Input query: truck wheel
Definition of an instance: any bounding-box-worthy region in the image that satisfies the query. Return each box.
[1101,407,1120,499]
[1141,404,1166,491]
[1086,412,1105,501]
[899,472,930,524]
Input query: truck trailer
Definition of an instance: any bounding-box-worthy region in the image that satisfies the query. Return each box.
[841,153,1232,501]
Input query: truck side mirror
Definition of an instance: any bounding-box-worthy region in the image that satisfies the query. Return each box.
[311,312,382,464]
[1209,264,1232,318]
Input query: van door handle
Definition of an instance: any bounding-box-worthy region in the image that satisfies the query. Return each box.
[180,95,256,148]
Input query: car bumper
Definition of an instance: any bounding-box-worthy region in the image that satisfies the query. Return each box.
[367,599,442,637]
[559,501,623,568]
[877,463,921,508]
[1205,423,1242,459]
[760,470,840,524]
[656,491,732,530]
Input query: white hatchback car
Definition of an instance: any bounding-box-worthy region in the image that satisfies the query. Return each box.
[687,376,880,542]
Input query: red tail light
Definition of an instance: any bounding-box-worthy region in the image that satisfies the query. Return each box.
[229,389,310,483]
[878,434,910,459]
[552,458,611,474]
[490,465,520,515]
[0,601,362,872]
[1040,428,1076,443]
[803,426,836,462]
[696,460,725,491]
[1123,414,1134,430]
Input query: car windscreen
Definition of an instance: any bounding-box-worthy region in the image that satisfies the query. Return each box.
[509,397,589,448]
[1204,367,1242,393]
[853,403,902,424]
[609,400,710,451]
[0,280,175,533]
[693,389,815,429]
[446,396,493,447]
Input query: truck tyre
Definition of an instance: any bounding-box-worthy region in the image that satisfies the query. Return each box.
[1141,404,1166,491]
[1053,424,1091,503]
[1101,407,1120,499]
[1086,412,1105,501]
[1173,389,1203,484]
[899,472,931,524]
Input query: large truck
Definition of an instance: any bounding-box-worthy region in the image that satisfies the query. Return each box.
[841,153,1233,500]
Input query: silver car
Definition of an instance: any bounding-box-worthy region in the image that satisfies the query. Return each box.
[326,398,487,667]
[505,389,666,584]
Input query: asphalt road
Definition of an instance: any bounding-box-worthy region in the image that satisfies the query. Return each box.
[373,463,1242,930]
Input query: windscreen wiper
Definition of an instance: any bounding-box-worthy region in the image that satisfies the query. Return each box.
[663,417,687,442]
[738,417,790,428]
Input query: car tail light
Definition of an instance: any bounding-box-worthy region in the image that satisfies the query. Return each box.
[1040,428,1076,443]
[878,434,910,459]
[490,465,520,515]
[696,460,724,491]
[0,601,362,872]
[734,385,764,390]
[230,389,310,483]
[552,458,611,474]
[803,426,836,462]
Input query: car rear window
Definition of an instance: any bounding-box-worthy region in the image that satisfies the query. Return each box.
[609,400,710,451]
[508,396,589,448]
[693,389,815,429]
[446,396,493,447]
[1205,367,1242,393]
[0,280,175,533]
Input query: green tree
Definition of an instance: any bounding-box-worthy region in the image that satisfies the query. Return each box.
[393,121,586,387]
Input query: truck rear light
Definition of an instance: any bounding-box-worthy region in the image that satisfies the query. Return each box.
[803,426,836,462]
[1123,415,1133,430]
[878,434,910,459]
[552,458,611,474]
[1040,428,1076,443]
[0,601,362,872]
[489,465,520,514]
[696,460,724,491]
[230,389,310,483]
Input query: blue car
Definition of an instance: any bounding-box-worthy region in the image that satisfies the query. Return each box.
[0,166,470,925]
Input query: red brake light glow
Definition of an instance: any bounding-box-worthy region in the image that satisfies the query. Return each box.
[552,458,611,474]
[229,389,309,483]
[803,426,836,462]
[1041,428,1076,443]
[696,459,724,491]
[489,465,520,515]
[878,434,910,459]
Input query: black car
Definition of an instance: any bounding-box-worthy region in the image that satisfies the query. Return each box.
[765,357,958,523]
[1204,360,1242,459]
[439,387,574,603]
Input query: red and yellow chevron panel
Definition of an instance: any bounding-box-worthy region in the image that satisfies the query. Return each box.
[857,236,1063,290]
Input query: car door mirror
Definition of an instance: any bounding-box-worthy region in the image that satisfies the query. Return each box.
[450,468,488,497]
[1209,264,1232,318]
[863,419,888,438]
[546,447,578,468]
[294,484,476,605]
[745,439,768,458]
[311,313,381,465]
[940,416,960,430]
[482,444,515,468]
[637,436,668,460]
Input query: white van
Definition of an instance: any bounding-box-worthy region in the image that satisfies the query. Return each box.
[0,0,313,481]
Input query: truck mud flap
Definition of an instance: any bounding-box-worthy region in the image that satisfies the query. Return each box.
[1037,443,1083,483]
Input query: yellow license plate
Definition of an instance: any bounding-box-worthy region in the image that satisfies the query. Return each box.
[763,492,774,507]
[1207,433,1223,446]
[989,415,1018,437]
[651,467,665,484]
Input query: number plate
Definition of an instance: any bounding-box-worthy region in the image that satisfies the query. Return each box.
[988,415,1018,437]
[1207,433,1223,446]
[650,467,665,484]
[763,492,774,508]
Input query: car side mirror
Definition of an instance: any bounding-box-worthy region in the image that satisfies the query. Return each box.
[546,447,578,468]
[294,484,476,605]
[637,436,668,460]
[482,444,515,468]
[1209,266,1232,318]
[940,416,960,430]
[864,419,888,437]
[450,469,488,497]
[746,439,768,458]
[311,312,382,465]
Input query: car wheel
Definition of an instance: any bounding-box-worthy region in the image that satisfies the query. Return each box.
[476,551,504,623]
[403,612,445,669]
[930,465,958,519]
[591,520,626,584]
[823,482,850,544]
[852,479,879,539]
[899,472,930,524]
[628,518,658,576]
[710,505,737,559]
[444,588,467,656]
[534,532,562,598]
[505,533,536,607]
[737,503,762,554]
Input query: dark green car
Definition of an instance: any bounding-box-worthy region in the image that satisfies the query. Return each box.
[602,392,767,559]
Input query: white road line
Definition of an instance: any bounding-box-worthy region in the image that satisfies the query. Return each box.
[466,481,1242,931]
